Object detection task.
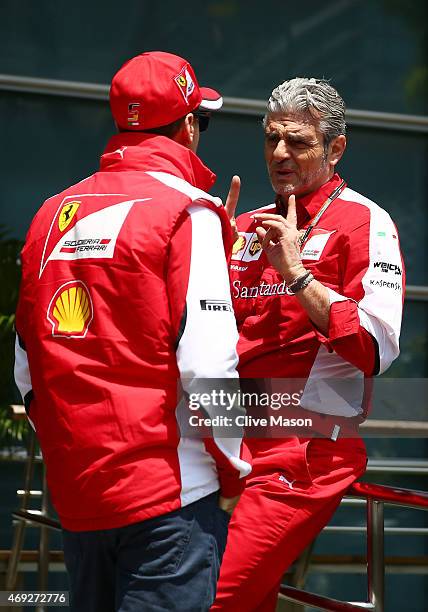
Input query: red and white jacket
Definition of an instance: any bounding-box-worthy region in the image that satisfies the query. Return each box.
[14,132,251,531]
[231,173,404,418]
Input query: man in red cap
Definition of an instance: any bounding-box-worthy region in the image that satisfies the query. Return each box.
[14,51,250,611]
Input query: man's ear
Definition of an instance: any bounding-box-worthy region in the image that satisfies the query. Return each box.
[185,112,196,135]
[174,113,195,149]
[329,135,346,168]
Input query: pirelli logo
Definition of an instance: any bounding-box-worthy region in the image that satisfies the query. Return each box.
[200,299,233,313]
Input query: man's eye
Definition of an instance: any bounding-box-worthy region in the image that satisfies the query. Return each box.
[265,133,279,143]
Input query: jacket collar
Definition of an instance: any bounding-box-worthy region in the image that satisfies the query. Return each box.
[100,132,217,192]
[275,173,346,228]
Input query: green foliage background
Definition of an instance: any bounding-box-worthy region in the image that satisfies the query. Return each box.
[0,226,29,446]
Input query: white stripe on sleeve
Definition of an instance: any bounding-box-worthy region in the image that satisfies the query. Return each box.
[176,204,239,379]
[14,335,32,401]
[349,192,403,374]
[177,204,250,480]
[329,189,403,374]
[14,335,36,430]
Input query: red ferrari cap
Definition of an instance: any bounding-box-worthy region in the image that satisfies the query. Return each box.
[109,51,223,131]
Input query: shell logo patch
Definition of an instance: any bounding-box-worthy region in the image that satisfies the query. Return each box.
[47,280,93,338]
[232,235,246,255]
[174,65,195,104]
[59,202,80,232]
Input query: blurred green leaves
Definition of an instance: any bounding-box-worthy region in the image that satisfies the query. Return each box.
[0,225,29,447]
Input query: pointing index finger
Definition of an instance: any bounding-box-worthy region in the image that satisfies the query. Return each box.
[225,175,241,220]
[286,194,297,226]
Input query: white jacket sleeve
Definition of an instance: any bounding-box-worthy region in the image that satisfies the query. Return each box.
[173,203,251,493]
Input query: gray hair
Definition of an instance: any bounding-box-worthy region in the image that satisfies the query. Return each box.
[263,78,346,144]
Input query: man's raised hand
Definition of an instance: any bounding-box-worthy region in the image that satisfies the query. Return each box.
[252,195,305,283]
[225,175,241,243]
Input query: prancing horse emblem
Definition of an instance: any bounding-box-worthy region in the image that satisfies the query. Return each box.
[59,201,80,232]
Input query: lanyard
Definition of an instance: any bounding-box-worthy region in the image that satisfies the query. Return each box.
[297,179,346,249]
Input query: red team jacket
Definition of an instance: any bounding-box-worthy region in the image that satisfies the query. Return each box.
[231,174,404,423]
[14,133,251,531]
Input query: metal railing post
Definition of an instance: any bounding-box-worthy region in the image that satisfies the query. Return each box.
[367,500,384,612]
[281,542,315,611]
[36,465,50,612]
[5,431,36,590]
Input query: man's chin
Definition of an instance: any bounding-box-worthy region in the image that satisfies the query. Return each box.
[272,177,323,198]
[272,181,300,197]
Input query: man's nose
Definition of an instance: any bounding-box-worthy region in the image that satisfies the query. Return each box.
[272,139,290,161]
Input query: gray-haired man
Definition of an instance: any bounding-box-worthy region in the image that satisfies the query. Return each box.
[212,78,404,610]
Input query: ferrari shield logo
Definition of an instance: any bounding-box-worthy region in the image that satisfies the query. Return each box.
[58,201,80,232]
[174,65,195,104]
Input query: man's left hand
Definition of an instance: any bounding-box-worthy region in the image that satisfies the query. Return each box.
[219,495,240,516]
[253,194,305,284]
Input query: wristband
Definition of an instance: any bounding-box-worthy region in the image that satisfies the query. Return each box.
[286,270,314,295]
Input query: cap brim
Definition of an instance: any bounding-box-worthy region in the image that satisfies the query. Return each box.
[199,87,223,111]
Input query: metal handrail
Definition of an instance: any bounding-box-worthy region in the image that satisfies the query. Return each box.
[221,97,428,134]
[360,419,428,436]
[0,74,107,100]
[348,482,428,510]
[11,510,61,532]
[279,481,428,612]
[280,586,373,611]
[1,74,428,134]
[366,459,428,475]
[405,285,428,302]
[323,526,428,536]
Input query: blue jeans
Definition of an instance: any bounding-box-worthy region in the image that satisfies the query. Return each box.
[62,491,230,612]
